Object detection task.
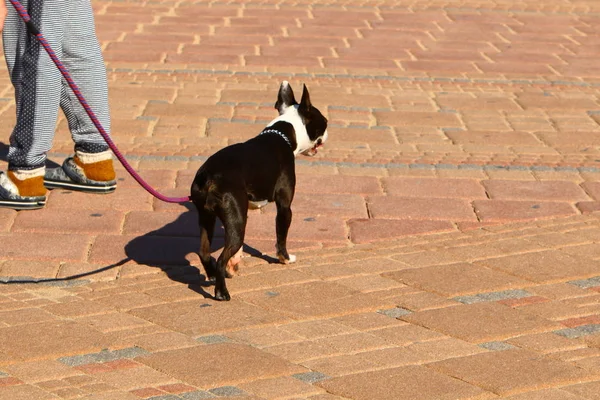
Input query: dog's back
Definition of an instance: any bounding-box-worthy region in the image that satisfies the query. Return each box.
[191,133,296,212]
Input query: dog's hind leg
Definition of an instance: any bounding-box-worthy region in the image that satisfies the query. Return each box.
[194,203,218,281]
[275,188,295,264]
[213,191,248,301]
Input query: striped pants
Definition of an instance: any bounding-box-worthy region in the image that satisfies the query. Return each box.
[3,0,111,171]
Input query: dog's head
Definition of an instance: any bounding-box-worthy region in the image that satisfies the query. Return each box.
[273,81,328,157]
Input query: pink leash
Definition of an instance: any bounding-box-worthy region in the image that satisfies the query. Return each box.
[8,0,191,203]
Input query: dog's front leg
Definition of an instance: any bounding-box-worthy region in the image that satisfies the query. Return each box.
[275,201,295,264]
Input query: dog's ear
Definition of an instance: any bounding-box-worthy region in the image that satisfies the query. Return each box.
[275,81,297,114]
[298,84,312,114]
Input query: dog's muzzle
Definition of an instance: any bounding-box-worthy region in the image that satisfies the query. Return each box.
[302,138,324,156]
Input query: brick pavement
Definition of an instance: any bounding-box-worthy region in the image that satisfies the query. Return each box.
[1,0,600,398]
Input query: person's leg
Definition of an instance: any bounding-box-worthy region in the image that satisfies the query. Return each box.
[0,0,64,209]
[44,0,116,193]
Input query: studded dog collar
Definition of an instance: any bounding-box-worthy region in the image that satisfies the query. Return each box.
[260,129,292,148]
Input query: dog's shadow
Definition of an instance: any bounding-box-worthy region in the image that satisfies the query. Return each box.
[123,202,278,299]
[1,200,278,300]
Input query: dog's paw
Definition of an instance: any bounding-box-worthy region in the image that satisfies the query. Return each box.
[214,288,231,301]
[226,248,244,278]
[278,254,296,264]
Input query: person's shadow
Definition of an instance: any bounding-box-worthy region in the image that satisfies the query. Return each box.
[1,200,277,300]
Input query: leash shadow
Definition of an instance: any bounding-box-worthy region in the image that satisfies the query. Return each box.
[0,258,130,285]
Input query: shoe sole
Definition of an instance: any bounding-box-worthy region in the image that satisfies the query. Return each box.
[0,199,45,210]
[44,179,117,194]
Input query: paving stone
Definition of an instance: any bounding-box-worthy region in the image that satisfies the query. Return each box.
[502,388,589,399]
[43,299,117,318]
[238,281,396,318]
[348,219,455,243]
[295,174,382,195]
[453,289,533,305]
[130,299,288,336]
[386,263,531,297]
[473,200,578,222]
[0,321,111,362]
[569,276,600,289]
[368,196,477,221]
[402,302,561,343]
[0,307,59,326]
[262,193,368,218]
[331,312,407,332]
[429,349,596,396]
[92,364,178,391]
[12,209,125,234]
[0,261,60,279]
[179,391,217,399]
[369,324,445,346]
[137,344,306,389]
[278,319,357,339]
[77,312,153,333]
[147,395,180,400]
[208,386,247,397]
[317,365,492,400]
[563,381,600,400]
[390,290,461,311]
[478,341,517,351]
[0,233,91,262]
[238,376,323,399]
[382,177,487,198]
[224,326,303,348]
[45,186,154,212]
[0,384,60,400]
[292,371,330,384]
[4,360,83,383]
[554,324,600,339]
[196,335,230,344]
[478,251,600,284]
[483,180,590,201]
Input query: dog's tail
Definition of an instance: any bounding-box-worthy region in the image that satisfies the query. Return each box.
[204,181,221,211]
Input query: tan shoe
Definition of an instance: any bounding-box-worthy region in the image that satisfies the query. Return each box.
[44,150,117,194]
[0,167,47,210]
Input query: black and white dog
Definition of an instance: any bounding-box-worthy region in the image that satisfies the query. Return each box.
[191,82,328,301]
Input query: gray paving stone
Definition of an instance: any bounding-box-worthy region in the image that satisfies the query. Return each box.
[378,307,412,318]
[554,324,600,339]
[568,276,600,289]
[478,341,517,351]
[293,371,330,383]
[208,386,246,397]
[180,391,216,399]
[454,290,532,304]
[196,335,230,344]
[58,354,99,367]
[57,347,149,366]
[113,346,150,359]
